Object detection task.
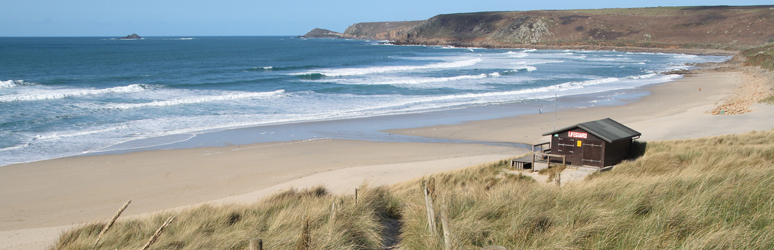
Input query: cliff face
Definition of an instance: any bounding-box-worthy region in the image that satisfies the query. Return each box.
[344,6,774,50]
[342,21,425,40]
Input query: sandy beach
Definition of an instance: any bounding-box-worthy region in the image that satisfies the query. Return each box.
[2,67,774,249]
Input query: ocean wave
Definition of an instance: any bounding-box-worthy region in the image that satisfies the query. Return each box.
[506,51,529,58]
[293,58,483,77]
[102,89,286,110]
[326,74,490,86]
[513,63,538,72]
[31,125,131,142]
[0,84,149,102]
[349,73,673,114]
[245,65,321,72]
[0,80,35,88]
[247,66,274,71]
[0,80,18,88]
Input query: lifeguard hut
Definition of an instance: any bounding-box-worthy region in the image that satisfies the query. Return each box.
[512,118,641,170]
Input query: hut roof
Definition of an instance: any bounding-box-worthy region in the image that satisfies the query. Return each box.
[542,118,641,143]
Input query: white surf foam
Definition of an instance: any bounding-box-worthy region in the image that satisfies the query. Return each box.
[0,84,148,102]
[506,51,529,58]
[324,74,489,86]
[0,80,31,88]
[294,58,483,77]
[103,89,286,110]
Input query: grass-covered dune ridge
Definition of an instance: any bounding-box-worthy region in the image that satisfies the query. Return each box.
[394,130,774,249]
[54,130,774,249]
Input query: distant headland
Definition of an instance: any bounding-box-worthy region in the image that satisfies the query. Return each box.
[299,28,343,38]
[303,5,774,53]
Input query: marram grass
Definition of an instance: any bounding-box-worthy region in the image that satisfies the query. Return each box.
[54,130,774,249]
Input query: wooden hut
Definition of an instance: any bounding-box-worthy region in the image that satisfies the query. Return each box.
[541,118,640,168]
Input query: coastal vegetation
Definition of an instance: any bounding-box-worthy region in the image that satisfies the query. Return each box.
[54,130,774,249]
[741,42,774,71]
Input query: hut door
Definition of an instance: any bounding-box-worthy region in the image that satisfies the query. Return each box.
[582,140,603,167]
[556,137,575,154]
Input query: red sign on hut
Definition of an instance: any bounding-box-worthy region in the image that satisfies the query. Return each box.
[568,131,588,139]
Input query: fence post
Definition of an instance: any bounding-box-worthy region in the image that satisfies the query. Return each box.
[423,180,437,236]
[440,205,452,250]
[555,173,561,186]
[249,239,263,250]
[354,188,358,205]
[329,201,336,236]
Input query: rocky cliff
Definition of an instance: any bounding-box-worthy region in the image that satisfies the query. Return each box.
[339,6,774,51]
[342,21,425,40]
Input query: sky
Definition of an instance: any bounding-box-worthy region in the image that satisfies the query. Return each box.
[1,0,772,37]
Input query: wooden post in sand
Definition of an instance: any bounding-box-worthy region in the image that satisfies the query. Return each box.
[91,199,131,250]
[330,201,337,222]
[440,205,453,250]
[249,239,263,250]
[354,188,359,205]
[329,201,337,236]
[423,180,438,236]
[555,173,561,186]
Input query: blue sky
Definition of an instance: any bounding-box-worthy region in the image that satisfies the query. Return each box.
[1,0,771,37]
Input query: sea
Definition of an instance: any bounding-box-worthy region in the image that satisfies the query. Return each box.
[0,36,730,167]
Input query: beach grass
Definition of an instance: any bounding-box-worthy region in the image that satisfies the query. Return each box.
[55,185,395,250]
[395,130,774,249]
[52,130,774,249]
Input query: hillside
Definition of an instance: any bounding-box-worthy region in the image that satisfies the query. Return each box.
[340,6,774,51]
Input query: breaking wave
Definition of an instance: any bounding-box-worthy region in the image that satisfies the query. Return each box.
[0,84,149,102]
[294,58,483,77]
[102,89,286,110]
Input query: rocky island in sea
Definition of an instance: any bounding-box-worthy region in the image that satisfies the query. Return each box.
[118,33,143,40]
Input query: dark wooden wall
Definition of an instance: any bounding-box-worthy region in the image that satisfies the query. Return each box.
[550,128,633,167]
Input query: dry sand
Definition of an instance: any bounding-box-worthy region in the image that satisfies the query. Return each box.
[2,68,774,250]
[390,70,774,143]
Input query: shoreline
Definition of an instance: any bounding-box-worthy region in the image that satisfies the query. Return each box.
[0,46,731,168]
[3,64,774,249]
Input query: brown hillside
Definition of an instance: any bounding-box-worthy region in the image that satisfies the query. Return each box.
[344,6,774,51]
